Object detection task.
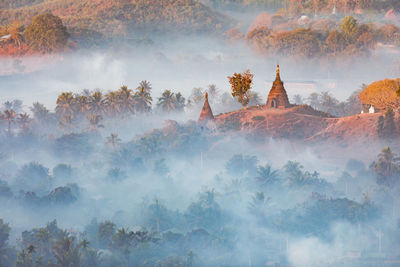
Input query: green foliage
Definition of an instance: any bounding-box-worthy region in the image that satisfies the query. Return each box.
[382,108,396,139]
[283,161,329,191]
[274,28,324,57]
[53,163,73,181]
[20,220,67,263]
[157,90,186,113]
[98,221,116,248]
[134,81,153,113]
[137,134,164,158]
[185,190,223,231]
[248,192,270,219]
[24,13,70,53]
[279,197,378,239]
[341,16,359,43]
[53,236,81,267]
[0,218,11,250]
[46,186,77,204]
[225,154,258,177]
[15,162,51,195]
[377,109,397,140]
[143,199,181,232]
[255,164,279,186]
[54,133,94,159]
[372,147,400,187]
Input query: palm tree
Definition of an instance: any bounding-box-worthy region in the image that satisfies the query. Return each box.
[56,92,75,118]
[134,86,152,113]
[89,91,105,115]
[105,91,120,117]
[248,91,262,106]
[58,114,74,133]
[74,95,89,116]
[113,227,134,259]
[26,244,36,254]
[52,236,80,267]
[190,87,204,105]
[106,133,121,151]
[87,113,103,132]
[15,250,29,267]
[30,102,49,120]
[175,92,186,111]
[248,192,269,217]
[18,113,31,133]
[26,244,36,266]
[207,84,219,99]
[36,228,51,259]
[79,239,90,250]
[117,85,135,115]
[1,109,17,133]
[3,101,12,110]
[255,164,279,186]
[157,90,176,112]
[138,80,152,93]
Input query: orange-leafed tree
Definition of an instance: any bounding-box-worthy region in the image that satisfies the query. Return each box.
[359,79,400,111]
[228,70,254,109]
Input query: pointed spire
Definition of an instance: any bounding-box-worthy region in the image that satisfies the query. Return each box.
[198,91,214,123]
[275,64,281,81]
[267,64,290,109]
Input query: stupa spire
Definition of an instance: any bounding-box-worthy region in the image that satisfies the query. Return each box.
[266,64,290,109]
[198,91,215,123]
[275,64,281,81]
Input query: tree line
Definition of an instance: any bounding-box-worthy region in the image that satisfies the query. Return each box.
[244,15,400,58]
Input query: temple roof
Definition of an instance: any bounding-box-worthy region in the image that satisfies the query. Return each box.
[198,92,215,123]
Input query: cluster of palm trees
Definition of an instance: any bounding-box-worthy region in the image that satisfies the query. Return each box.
[156,90,185,112]
[55,81,153,131]
[54,80,191,131]
[0,109,31,134]
[56,81,153,120]
[0,80,194,135]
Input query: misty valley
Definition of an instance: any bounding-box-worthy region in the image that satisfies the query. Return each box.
[1,0,400,266]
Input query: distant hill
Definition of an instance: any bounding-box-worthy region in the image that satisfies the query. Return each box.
[0,0,233,36]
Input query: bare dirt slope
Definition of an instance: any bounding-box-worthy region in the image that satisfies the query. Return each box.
[215,105,390,145]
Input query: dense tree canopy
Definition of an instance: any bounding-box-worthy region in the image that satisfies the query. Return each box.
[228,70,254,108]
[359,79,400,110]
[24,13,69,53]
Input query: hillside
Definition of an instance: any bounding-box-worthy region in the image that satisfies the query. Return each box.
[0,0,233,36]
[215,105,392,144]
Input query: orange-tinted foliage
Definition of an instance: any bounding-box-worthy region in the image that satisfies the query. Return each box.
[359,79,400,110]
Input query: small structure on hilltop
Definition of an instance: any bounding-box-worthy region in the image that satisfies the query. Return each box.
[266,65,291,109]
[198,92,215,124]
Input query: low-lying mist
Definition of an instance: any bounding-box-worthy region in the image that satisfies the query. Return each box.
[1,35,399,110]
[0,32,400,266]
